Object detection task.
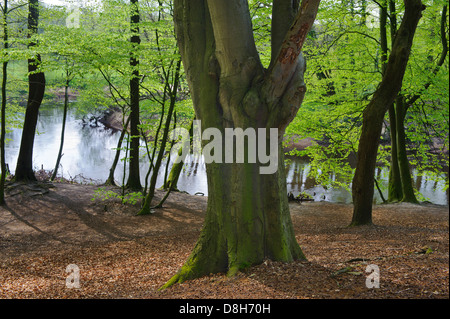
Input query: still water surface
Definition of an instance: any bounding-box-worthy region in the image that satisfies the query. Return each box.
[4,105,449,205]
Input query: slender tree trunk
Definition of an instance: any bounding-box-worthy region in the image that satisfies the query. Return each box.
[395,97,418,203]
[382,0,403,202]
[161,0,319,288]
[162,111,177,188]
[162,143,183,191]
[138,59,182,215]
[391,4,448,203]
[15,0,45,182]
[127,0,142,190]
[351,0,424,226]
[388,3,447,204]
[51,77,70,181]
[388,105,403,201]
[162,118,194,190]
[105,116,131,186]
[0,0,8,205]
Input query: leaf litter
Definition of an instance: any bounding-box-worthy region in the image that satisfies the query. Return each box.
[0,183,448,299]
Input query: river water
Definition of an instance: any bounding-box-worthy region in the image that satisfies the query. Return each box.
[4,104,449,205]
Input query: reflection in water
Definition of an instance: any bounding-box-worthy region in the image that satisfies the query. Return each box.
[285,161,448,205]
[5,105,121,183]
[4,104,448,206]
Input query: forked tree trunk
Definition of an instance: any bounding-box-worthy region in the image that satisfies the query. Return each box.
[161,0,319,288]
[351,0,424,226]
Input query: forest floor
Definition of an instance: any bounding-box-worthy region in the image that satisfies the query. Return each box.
[0,181,448,299]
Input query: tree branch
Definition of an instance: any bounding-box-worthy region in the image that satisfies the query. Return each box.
[173,0,222,127]
[98,68,130,108]
[271,0,300,67]
[368,0,425,117]
[7,2,28,14]
[264,0,321,108]
[405,4,448,107]
[206,0,261,78]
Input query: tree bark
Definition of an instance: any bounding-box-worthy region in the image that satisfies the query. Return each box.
[395,97,418,203]
[387,2,448,204]
[163,146,304,288]
[0,0,8,205]
[105,116,131,186]
[138,59,182,215]
[14,0,45,182]
[351,0,424,226]
[161,0,319,288]
[162,118,195,191]
[270,0,300,66]
[126,0,142,190]
[388,104,403,202]
[382,0,403,202]
[51,76,70,181]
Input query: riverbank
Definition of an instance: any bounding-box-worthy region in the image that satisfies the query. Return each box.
[0,181,448,299]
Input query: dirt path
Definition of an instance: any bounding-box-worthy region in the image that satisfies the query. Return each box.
[0,182,448,299]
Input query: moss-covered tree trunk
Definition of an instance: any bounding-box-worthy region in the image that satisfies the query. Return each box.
[351,0,424,226]
[163,146,304,287]
[161,0,319,288]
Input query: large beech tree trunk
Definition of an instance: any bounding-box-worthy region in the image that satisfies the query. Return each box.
[351,0,425,226]
[15,0,45,182]
[162,0,320,288]
[164,147,303,287]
